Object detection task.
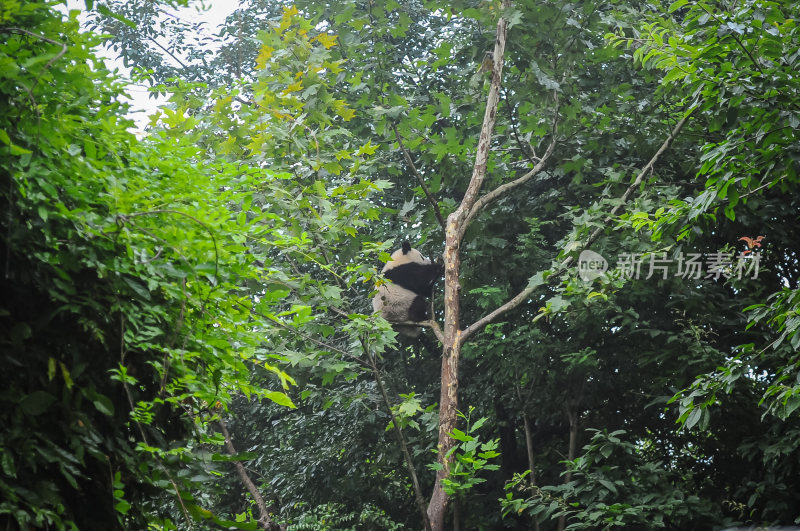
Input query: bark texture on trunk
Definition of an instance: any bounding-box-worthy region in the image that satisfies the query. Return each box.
[426,4,511,529]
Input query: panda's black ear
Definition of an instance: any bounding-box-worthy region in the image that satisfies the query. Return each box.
[401,240,412,254]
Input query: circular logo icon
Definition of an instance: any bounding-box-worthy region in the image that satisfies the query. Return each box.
[578,250,608,281]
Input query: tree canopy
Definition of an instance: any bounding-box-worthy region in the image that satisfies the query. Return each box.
[1,0,799,529]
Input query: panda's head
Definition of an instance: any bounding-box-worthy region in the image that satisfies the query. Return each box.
[382,240,431,272]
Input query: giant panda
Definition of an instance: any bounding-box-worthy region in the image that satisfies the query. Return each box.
[372,241,443,338]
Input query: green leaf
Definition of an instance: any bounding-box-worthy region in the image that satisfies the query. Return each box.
[668,0,689,12]
[685,407,702,430]
[115,500,131,515]
[211,452,259,461]
[97,4,137,29]
[60,361,74,390]
[599,479,618,494]
[0,450,16,478]
[469,416,487,433]
[783,395,800,418]
[264,391,296,408]
[20,391,57,416]
[449,428,473,442]
[92,393,115,416]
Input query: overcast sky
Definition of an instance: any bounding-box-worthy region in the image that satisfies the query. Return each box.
[63,0,239,132]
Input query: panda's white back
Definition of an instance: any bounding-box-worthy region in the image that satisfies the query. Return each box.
[372,282,417,321]
[372,244,432,339]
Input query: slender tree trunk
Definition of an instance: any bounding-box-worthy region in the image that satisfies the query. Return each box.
[522,414,541,531]
[426,4,511,529]
[565,407,578,481]
[496,401,520,477]
[557,405,579,531]
[522,414,537,487]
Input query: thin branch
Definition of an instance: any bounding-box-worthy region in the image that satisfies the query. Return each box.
[2,26,64,46]
[393,124,447,231]
[698,4,763,74]
[460,280,539,343]
[362,339,433,531]
[576,108,695,259]
[741,175,783,199]
[389,319,445,344]
[147,35,191,71]
[426,319,445,345]
[461,88,560,240]
[504,87,538,167]
[1,28,68,89]
[218,418,282,531]
[115,309,193,527]
[459,131,557,241]
[234,300,373,370]
[461,108,695,343]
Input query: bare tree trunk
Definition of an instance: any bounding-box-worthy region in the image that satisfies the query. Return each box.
[522,414,537,487]
[418,3,689,530]
[522,414,541,531]
[218,418,283,531]
[557,405,579,531]
[426,4,511,529]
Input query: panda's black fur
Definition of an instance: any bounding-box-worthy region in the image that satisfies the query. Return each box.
[373,241,443,338]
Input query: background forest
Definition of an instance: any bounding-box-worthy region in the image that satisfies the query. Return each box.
[1,0,799,529]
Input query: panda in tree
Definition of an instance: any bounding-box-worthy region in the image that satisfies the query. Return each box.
[372,241,444,338]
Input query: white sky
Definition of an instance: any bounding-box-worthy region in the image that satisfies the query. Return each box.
[63,0,239,132]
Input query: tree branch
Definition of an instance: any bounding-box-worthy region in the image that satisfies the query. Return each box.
[362,340,433,531]
[388,319,445,344]
[460,89,560,240]
[234,300,373,370]
[575,108,695,262]
[218,418,283,531]
[147,35,191,71]
[698,4,763,74]
[459,133,557,241]
[1,28,68,89]
[450,28,509,235]
[461,108,695,343]
[393,124,447,232]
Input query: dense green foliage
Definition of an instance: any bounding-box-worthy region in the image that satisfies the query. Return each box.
[2,0,799,529]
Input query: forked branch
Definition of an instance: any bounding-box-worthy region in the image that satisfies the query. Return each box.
[460,108,695,343]
[459,93,560,240]
[428,2,512,528]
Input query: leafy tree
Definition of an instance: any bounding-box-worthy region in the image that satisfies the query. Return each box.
[0,2,384,528]
[5,0,800,529]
